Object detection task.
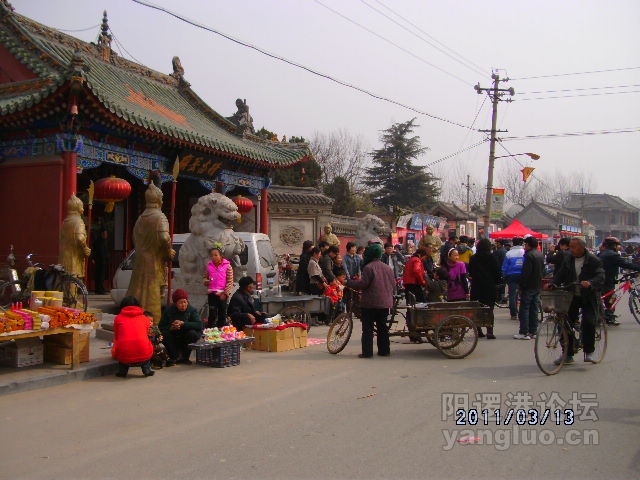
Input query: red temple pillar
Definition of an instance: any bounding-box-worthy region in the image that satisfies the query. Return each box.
[61,100,78,212]
[215,181,225,193]
[260,188,269,235]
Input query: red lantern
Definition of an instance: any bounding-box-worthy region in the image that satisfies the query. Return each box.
[232,195,254,214]
[94,176,132,213]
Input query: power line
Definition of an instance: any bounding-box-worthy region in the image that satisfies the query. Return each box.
[55,24,100,33]
[425,140,487,168]
[518,83,640,95]
[131,0,473,130]
[359,0,486,77]
[109,28,145,66]
[517,90,640,101]
[501,127,640,141]
[511,66,640,80]
[314,0,472,86]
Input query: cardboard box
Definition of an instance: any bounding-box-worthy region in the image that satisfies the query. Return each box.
[0,338,44,367]
[243,326,308,352]
[43,333,90,365]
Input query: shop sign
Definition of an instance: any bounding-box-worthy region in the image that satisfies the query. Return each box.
[179,154,223,178]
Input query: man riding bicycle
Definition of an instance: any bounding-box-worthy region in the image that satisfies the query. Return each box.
[598,236,640,326]
[554,237,604,364]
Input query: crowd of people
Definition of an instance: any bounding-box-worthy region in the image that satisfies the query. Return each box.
[110,230,640,375]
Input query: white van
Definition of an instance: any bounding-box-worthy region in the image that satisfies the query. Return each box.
[110,232,279,305]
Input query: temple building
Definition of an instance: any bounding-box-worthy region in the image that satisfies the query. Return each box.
[0,3,311,287]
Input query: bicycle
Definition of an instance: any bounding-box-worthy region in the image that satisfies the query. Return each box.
[534,286,607,375]
[602,271,640,326]
[0,254,88,312]
[326,286,407,354]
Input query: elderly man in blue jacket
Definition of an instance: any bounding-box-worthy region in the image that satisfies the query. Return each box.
[502,236,525,320]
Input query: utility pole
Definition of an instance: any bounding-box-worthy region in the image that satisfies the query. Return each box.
[461,174,474,213]
[475,73,514,238]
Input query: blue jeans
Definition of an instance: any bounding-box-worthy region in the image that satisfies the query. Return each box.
[505,275,521,317]
[518,289,540,336]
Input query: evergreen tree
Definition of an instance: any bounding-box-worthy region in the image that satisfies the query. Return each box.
[324,176,357,216]
[363,118,439,211]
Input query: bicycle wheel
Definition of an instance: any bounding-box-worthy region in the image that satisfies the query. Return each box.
[0,280,30,311]
[278,305,311,333]
[628,290,640,325]
[61,276,88,311]
[590,315,607,363]
[327,312,353,354]
[435,315,478,359]
[535,315,568,375]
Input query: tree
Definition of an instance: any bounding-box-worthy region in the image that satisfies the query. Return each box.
[310,129,368,192]
[255,129,322,187]
[363,118,439,211]
[324,176,357,216]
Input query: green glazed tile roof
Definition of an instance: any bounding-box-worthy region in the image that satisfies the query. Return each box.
[0,7,311,167]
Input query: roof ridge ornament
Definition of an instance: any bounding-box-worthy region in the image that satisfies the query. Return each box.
[96,10,112,62]
[0,1,15,13]
[170,56,190,88]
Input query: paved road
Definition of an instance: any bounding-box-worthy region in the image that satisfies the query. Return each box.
[1,306,639,479]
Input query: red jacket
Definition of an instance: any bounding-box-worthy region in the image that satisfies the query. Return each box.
[403,256,426,287]
[112,306,154,364]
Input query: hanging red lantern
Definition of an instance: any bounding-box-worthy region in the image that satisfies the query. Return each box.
[232,195,254,214]
[94,176,132,213]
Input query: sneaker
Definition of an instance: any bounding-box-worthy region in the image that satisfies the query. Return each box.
[554,355,574,365]
[513,334,531,340]
[584,352,597,363]
[529,334,537,339]
[486,334,496,339]
[510,316,519,321]
[606,319,620,326]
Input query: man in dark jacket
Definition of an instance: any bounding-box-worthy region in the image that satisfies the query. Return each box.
[546,237,571,285]
[598,236,640,325]
[555,237,604,363]
[515,236,544,339]
[319,245,339,285]
[228,276,269,329]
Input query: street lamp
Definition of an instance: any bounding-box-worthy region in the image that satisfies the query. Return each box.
[484,152,540,237]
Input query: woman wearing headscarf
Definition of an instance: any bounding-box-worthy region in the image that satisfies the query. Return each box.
[443,248,469,301]
[468,239,500,339]
[159,289,203,365]
[346,243,396,358]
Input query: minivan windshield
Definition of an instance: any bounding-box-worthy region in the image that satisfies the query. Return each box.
[120,243,183,270]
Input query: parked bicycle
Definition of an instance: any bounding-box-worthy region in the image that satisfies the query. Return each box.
[602,271,640,326]
[534,286,607,375]
[0,253,88,312]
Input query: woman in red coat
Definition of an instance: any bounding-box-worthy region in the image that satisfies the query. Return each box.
[112,296,155,377]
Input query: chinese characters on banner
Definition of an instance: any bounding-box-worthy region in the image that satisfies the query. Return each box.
[492,188,505,220]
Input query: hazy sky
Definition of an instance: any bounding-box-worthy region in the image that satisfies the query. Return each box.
[10,0,640,204]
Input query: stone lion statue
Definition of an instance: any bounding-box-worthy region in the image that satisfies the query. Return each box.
[355,214,387,246]
[177,193,245,288]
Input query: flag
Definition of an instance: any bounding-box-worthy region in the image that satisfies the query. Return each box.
[521,167,535,182]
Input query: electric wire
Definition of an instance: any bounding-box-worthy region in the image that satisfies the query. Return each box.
[359,0,486,77]
[517,90,640,101]
[425,140,488,168]
[131,0,473,130]
[314,0,472,86]
[501,127,640,141]
[55,24,100,33]
[511,66,640,80]
[518,83,640,95]
[109,27,145,66]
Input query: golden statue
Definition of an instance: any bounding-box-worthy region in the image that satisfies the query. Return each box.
[419,224,443,265]
[320,223,340,247]
[126,183,175,323]
[59,194,91,278]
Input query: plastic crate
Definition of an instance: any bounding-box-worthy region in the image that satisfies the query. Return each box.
[190,339,252,368]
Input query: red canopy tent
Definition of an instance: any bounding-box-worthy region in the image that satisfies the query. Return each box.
[490,219,549,239]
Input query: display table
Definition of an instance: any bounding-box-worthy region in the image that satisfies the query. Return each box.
[243,324,308,352]
[0,327,90,369]
[258,295,330,316]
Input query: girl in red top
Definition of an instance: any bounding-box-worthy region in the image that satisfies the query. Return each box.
[403,248,429,303]
[112,296,155,377]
